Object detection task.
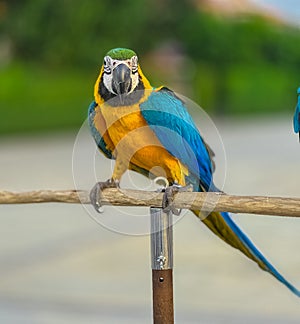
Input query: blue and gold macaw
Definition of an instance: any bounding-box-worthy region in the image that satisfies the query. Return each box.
[88,48,300,297]
[294,87,300,141]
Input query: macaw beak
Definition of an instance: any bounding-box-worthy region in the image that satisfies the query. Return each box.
[112,64,132,98]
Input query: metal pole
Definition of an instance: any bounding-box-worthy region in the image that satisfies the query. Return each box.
[150,207,174,324]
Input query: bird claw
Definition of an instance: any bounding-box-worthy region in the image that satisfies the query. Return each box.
[90,179,120,213]
[162,184,193,216]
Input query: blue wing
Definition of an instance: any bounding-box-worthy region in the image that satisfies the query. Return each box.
[141,88,300,297]
[293,88,300,138]
[140,87,217,191]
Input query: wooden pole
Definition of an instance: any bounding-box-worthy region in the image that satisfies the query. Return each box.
[0,189,300,217]
[150,207,174,324]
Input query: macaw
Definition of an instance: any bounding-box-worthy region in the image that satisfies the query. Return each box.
[88,48,300,297]
[293,87,300,141]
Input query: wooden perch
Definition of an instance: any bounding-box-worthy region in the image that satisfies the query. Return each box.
[0,189,299,217]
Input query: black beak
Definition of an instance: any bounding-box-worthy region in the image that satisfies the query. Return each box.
[112,64,132,96]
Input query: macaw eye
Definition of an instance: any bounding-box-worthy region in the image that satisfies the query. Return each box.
[103,56,112,74]
[131,56,138,74]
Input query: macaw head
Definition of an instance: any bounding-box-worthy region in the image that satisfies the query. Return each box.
[95,48,151,105]
[102,48,139,97]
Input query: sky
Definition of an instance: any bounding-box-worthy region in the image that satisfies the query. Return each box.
[252,0,300,23]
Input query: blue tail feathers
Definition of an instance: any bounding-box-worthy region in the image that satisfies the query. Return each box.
[220,211,300,297]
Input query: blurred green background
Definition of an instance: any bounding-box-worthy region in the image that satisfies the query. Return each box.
[0,0,299,134]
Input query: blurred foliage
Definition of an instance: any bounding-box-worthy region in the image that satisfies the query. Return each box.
[0,0,300,133]
[2,0,192,67]
[0,63,93,133]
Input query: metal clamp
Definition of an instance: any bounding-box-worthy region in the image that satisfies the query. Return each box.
[150,207,173,270]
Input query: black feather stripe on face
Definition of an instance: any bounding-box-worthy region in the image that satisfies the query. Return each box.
[99,74,145,107]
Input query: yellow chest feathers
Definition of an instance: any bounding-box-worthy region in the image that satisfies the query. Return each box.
[100,103,162,152]
[101,104,146,131]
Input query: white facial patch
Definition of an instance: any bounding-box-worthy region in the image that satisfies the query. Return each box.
[102,56,139,95]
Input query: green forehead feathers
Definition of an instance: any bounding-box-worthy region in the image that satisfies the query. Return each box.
[105,48,137,60]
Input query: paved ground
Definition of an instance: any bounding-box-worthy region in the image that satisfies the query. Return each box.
[0,116,299,323]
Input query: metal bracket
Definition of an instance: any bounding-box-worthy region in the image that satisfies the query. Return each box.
[150,207,173,270]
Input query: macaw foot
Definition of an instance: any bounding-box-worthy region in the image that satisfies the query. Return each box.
[162,184,193,216]
[89,179,120,213]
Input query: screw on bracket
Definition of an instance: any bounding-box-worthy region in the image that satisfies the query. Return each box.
[157,253,166,270]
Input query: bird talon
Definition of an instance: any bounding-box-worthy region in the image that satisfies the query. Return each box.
[90,179,120,213]
[162,184,192,216]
